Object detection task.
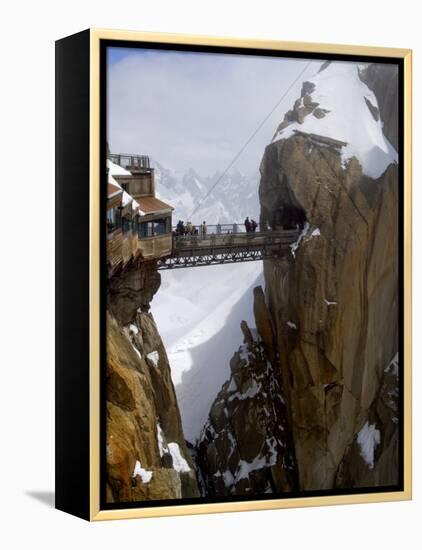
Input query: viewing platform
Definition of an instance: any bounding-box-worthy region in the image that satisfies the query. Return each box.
[107,152,300,274]
[157,224,299,270]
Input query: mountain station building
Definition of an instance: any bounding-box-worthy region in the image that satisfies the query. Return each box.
[106,154,174,272]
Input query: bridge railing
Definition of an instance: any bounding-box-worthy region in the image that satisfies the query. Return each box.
[108,153,151,170]
[172,222,269,238]
[172,225,299,251]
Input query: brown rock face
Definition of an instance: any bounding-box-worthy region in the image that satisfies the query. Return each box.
[335,355,399,488]
[106,262,200,502]
[259,65,399,490]
[196,288,296,496]
[253,286,276,361]
[107,260,161,325]
[360,64,399,150]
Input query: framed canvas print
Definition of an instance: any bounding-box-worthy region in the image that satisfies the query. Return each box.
[55,29,412,521]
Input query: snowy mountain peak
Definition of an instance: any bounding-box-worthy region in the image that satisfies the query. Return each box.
[272,61,398,179]
[182,169,207,197]
[183,167,203,180]
[151,162,260,226]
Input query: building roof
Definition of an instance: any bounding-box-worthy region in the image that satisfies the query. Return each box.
[137,196,173,214]
[108,182,122,199]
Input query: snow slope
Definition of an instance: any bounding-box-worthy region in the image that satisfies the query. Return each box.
[150,160,265,443]
[272,61,398,179]
[152,261,263,443]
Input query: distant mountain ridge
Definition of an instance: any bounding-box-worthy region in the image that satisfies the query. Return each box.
[152,159,260,226]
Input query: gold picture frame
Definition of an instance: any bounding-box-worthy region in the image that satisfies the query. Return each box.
[55,28,412,521]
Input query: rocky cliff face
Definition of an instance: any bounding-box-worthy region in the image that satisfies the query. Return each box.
[196,287,297,496]
[258,61,399,490]
[105,60,400,501]
[360,63,399,150]
[106,261,200,502]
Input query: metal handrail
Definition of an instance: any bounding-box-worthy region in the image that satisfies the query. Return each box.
[173,223,300,238]
[108,153,151,169]
[172,222,270,236]
[173,227,299,250]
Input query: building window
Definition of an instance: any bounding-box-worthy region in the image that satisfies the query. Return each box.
[122,217,131,234]
[139,217,170,238]
[107,207,118,233]
[153,219,168,236]
[139,221,152,238]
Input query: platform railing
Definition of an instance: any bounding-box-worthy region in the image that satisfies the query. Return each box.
[108,153,151,170]
[172,222,269,238]
[172,225,299,251]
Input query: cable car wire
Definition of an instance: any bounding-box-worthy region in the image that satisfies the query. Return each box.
[188,60,313,220]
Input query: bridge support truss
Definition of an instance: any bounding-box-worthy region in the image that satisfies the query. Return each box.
[157,246,289,270]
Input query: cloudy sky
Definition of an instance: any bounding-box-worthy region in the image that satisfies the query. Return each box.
[107,47,321,176]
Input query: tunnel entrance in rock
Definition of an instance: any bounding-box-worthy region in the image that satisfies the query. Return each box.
[273,203,307,231]
[264,174,308,232]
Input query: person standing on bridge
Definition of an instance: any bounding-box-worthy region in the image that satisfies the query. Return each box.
[244,217,251,232]
[186,221,193,235]
[251,219,257,232]
[201,221,207,238]
[176,220,184,236]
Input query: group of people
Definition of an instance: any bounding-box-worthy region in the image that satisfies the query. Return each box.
[174,218,259,237]
[244,217,258,233]
[174,220,207,237]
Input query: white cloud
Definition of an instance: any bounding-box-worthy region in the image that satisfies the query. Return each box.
[107,47,319,175]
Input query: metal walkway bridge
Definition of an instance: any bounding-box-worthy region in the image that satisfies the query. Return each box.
[156,224,299,270]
